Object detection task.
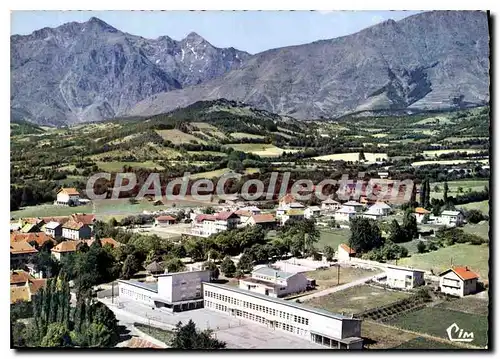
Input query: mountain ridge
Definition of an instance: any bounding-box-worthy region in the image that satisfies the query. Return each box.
[130,10,490,120]
[11,11,490,125]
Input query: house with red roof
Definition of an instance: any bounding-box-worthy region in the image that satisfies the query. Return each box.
[62,220,92,240]
[56,187,81,206]
[337,243,356,261]
[439,266,480,297]
[191,211,240,237]
[155,215,176,227]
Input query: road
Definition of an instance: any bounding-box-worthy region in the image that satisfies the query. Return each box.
[291,273,383,302]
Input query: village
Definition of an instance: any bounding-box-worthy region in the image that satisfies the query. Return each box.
[10,184,489,349]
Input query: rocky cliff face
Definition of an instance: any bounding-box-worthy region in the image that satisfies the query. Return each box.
[11,17,249,125]
[130,11,490,120]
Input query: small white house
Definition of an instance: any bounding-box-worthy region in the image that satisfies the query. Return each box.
[321,198,341,212]
[343,201,364,213]
[304,206,321,219]
[440,210,465,227]
[362,207,384,220]
[280,209,305,226]
[238,267,309,297]
[439,266,479,297]
[56,188,80,206]
[334,206,357,222]
[385,265,425,289]
[337,243,356,261]
[414,207,431,223]
[368,202,392,216]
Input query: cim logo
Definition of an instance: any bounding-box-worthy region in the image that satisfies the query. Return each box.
[446,323,474,343]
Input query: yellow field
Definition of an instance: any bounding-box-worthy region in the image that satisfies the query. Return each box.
[372,133,388,138]
[155,129,207,145]
[230,132,266,139]
[225,143,299,157]
[412,159,489,167]
[423,149,485,157]
[313,152,388,162]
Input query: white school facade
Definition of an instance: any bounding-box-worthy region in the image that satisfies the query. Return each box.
[203,282,363,349]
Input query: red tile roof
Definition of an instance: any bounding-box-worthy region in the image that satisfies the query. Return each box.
[449,266,480,280]
[156,215,176,222]
[339,243,356,254]
[10,232,56,246]
[414,207,431,214]
[58,188,80,195]
[251,214,276,224]
[51,240,84,253]
[215,211,239,220]
[62,220,86,231]
[29,279,47,294]
[71,214,96,225]
[10,270,34,285]
[40,216,71,225]
[235,210,252,217]
[194,214,216,222]
[10,240,38,255]
[86,237,121,248]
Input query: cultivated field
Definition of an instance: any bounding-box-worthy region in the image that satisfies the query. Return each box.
[459,200,489,215]
[312,152,388,162]
[224,143,298,157]
[412,159,489,167]
[462,221,490,240]
[387,307,488,347]
[396,243,489,279]
[305,267,381,291]
[423,149,484,157]
[316,229,351,250]
[96,161,164,172]
[307,285,410,315]
[156,129,207,144]
[230,132,265,139]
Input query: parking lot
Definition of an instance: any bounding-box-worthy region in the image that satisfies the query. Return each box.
[101,297,324,349]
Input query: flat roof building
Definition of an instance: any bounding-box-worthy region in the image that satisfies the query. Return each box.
[118,269,211,312]
[203,282,363,349]
[239,266,310,298]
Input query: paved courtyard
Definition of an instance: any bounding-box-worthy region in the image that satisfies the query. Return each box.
[100,297,324,349]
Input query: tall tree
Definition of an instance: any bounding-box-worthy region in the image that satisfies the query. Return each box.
[443,181,449,203]
[220,256,236,278]
[170,320,226,349]
[349,217,384,253]
[402,209,418,240]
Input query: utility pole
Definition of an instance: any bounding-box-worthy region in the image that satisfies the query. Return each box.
[337,264,340,285]
[111,281,114,304]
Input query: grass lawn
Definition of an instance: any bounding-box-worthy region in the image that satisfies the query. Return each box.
[307,285,410,315]
[430,179,489,200]
[134,323,173,345]
[398,239,425,255]
[387,307,488,347]
[392,336,462,349]
[436,296,489,316]
[306,267,381,291]
[459,200,490,215]
[362,321,418,349]
[96,161,164,172]
[316,229,351,250]
[11,203,94,219]
[396,244,489,280]
[462,221,490,240]
[188,168,234,179]
[156,129,207,145]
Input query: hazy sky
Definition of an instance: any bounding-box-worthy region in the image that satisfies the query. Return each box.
[11,10,423,54]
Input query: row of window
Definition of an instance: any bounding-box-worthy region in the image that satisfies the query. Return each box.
[204,290,309,326]
[120,288,152,302]
[205,300,307,337]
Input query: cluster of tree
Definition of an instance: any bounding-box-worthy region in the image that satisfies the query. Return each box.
[387,210,418,244]
[170,320,226,349]
[416,240,439,254]
[11,278,119,348]
[435,227,487,246]
[363,241,409,262]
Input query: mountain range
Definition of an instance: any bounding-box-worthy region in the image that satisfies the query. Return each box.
[11,11,490,125]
